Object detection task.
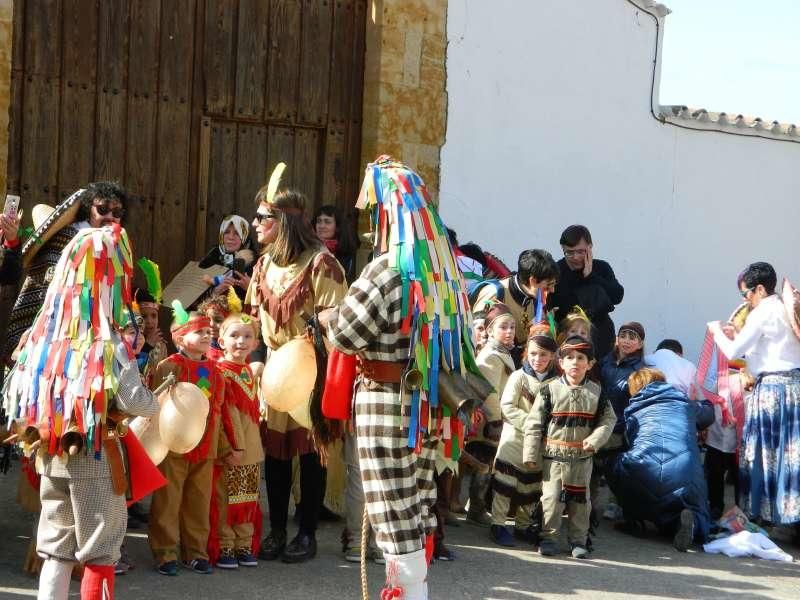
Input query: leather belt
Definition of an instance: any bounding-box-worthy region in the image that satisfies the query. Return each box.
[357,358,405,384]
[102,429,128,496]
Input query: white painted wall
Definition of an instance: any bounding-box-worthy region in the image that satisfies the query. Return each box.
[440,0,800,360]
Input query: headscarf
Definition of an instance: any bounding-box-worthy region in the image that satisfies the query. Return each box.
[218,215,250,264]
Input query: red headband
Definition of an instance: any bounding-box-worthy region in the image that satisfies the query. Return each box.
[171,315,212,337]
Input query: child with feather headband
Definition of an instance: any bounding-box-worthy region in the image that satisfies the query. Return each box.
[320,156,482,600]
[2,225,162,600]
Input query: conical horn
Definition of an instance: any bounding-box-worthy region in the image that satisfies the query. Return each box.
[60,425,84,456]
[437,370,482,416]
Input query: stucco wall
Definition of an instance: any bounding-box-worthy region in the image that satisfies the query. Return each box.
[440,0,800,359]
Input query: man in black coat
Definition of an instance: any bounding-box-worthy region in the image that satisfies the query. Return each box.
[549,225,624,359]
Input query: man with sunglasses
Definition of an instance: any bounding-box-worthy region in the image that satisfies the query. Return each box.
[3,182,129,363]
[550,224,624,360]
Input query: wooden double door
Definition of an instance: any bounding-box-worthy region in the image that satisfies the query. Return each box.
[7,0,366,280]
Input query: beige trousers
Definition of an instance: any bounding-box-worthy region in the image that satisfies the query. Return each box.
[149,454,213,562]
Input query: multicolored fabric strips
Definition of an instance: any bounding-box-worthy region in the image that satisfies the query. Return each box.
[2,225,134,457]
[356,155,479,457]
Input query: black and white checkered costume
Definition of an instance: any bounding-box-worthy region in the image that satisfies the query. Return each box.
[37,363,159,564]
[328,254,438,556]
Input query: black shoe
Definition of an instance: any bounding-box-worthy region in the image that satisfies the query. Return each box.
[282,532,317,563]
[673,509,695,552]
[513,525,540,545]
[258,530,287,561]
[319,504,342,522]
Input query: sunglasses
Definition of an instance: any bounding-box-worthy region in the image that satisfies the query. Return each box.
[94,203,125,219]
[740,287,755,298]
[254,212,277,224]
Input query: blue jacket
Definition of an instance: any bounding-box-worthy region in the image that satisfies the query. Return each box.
[606,381,713,541]
[599,352,645,434]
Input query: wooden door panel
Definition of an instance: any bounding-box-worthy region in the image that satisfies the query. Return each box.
[234,0,270,120]
[8,0,367,284]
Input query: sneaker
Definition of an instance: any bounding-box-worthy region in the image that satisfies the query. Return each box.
[673,509,695,552]
[182,558,213,574]
[570,544,589,559]
[216,548,238,570]
[490,524,516,547]
[602,503,622,521]
[514,525,540,545]
[258,530,287,561]
[465,510,492,527]
[538,539,559,556]
[344,545,362,563]
[114,559,131,575]
[282,532,317,563]
[433,542,456,561]
[236,549,258,567]
[156,560,178,576]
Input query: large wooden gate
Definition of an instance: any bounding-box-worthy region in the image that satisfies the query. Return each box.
[7,0,366,280]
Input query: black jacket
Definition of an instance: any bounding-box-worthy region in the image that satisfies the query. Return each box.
[549,257,624,359]
[0,243,22,286]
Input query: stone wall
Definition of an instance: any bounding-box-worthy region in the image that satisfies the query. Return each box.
[361,0,447,200]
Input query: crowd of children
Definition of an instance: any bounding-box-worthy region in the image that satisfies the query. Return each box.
[3,196,788,600]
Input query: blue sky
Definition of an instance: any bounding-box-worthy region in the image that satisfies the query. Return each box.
[659,0,800,124]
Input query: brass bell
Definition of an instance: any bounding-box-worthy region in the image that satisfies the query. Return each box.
[60,425,84,456]
[401,368,423,392]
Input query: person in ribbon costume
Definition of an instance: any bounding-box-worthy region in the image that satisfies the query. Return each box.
[320,156,480,600]
[2,225,163,600]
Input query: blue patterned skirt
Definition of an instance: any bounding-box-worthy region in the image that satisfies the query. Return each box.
[739,369,800,524]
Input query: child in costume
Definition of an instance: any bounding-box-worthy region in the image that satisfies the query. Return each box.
[490,326,558,547]
[596,321,646,520]
[323,156,479,600]
[522,336,615,558]
[557,307,592,345]
[133,258,168,385]
[198,294,233,361]
[208,311,264,569]
[462,302,516,527]
[472,309,488,353]
[2,225,163,600]
[148,306,228,576]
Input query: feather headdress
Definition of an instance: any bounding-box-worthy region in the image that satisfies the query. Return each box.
[2,225,134,456]
[356,155,480,457]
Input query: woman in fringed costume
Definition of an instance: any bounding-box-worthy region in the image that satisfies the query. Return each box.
[2,225,164,600]
[322,156,480,600]
[246,175,348,563]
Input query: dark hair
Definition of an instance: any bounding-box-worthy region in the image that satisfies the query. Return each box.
[458,243,488,268]
[737,261,777,295]
[473,310,488,320]
[256,189,321,267]
[559,224,592,247]
[517,249,559,283]
[75,181,128,223]
[656,338,683,355]
[446,227,459,246]
[313,204,358,258]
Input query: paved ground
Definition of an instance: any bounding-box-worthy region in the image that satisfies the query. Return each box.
[1,459,798,600]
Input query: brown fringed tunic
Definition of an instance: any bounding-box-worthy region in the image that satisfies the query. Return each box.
[246,247,347,459]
